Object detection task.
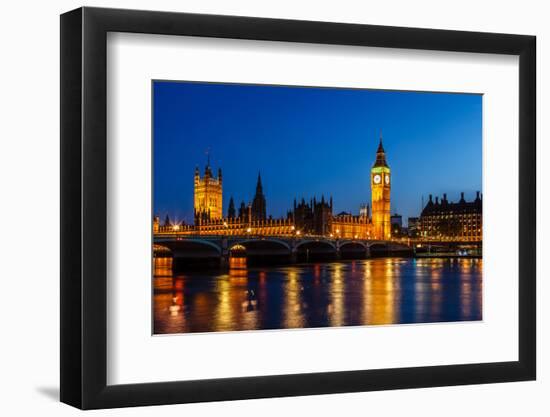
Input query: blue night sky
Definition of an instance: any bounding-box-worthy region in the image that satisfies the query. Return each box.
[153,81,482,226]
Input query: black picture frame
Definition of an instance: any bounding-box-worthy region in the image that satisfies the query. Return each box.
[60,6,536,410]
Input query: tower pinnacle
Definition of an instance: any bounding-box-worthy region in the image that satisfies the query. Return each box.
[251,171,267,221]
[373,132,388,168]
[256,172,263,193]
[377,130,385,154]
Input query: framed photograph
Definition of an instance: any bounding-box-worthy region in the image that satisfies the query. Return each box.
[60,7,536,409]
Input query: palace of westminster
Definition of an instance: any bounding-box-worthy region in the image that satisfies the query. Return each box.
[154,137,482,242]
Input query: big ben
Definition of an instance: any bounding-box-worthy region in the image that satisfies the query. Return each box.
[371,135,391,240]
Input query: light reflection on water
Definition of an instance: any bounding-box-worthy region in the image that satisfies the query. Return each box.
[153,257,482,334]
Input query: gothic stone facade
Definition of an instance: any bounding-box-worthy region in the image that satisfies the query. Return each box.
[194,163,223,224]
[158,138,394,239]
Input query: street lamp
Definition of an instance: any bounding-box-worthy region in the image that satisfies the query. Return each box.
[171,224,180,240]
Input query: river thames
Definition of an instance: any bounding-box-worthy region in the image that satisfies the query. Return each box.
[153,257,482,334]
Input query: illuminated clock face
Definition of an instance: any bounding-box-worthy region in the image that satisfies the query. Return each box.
[373,174,381,184]
[385,174,390,185]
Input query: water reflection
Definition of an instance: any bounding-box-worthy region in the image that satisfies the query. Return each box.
[329,264,344,327]
[153,257,482,334]
[284,270,304,328]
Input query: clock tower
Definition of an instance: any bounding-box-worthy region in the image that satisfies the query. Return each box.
[371,134,391,240]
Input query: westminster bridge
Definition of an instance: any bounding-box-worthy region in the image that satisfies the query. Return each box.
[153,234,419,269]
[154,232,482,267]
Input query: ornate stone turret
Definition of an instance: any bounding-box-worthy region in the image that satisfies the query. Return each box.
[193,155,223,224]
[238,201,249,221]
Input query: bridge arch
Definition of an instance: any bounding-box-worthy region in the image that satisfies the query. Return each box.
[294,239,337,261]
[295,239,337,251]
[153,238,223,270]
[339,240,369,259]
[368,242,389,250]
[232,238,292,252]
[229,238,292,265]
[339,240,368,250]
[153,243,173,254]
[156,238,222,255]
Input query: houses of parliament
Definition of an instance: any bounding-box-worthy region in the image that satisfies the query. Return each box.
[154,137,392,240]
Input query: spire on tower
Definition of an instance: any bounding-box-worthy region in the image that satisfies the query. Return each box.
[377,130,385,154]
[228,196,236,218]
[251,171,267,221]
[373,131,388,168]
[256,171,263,194]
